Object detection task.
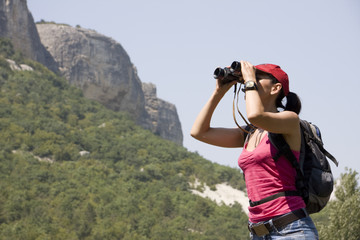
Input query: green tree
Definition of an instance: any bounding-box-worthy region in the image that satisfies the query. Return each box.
[318,168,360,240]
[0,37,24,62]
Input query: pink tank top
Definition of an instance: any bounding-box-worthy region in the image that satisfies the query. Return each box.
[238,134,305,223]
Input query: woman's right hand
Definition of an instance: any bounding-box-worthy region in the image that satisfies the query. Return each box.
[215,78,238,95]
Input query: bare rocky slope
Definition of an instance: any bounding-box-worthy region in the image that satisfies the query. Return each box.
[0,0,183,145]
[36,23,183,145]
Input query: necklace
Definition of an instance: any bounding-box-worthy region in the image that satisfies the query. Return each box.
[245,128,265,149]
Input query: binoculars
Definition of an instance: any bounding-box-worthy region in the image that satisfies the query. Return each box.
[213,61,244,84]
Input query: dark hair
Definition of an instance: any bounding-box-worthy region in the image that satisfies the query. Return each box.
[268,76,302,114]
[275,91,302,114]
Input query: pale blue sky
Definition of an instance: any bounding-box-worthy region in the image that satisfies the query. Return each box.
[27,0,360,180]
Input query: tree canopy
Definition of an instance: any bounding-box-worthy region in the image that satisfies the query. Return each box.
[0,38,249,239]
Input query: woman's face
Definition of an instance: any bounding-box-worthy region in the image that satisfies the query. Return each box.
[255,72,276,96]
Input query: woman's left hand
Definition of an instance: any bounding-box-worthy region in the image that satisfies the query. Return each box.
[240,61,256,83]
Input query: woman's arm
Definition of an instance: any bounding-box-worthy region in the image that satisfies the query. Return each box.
[190,80,245,148]
[240,61,301,150]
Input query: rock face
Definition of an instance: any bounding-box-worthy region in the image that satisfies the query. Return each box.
[36,23,183,145]
[36,24,147,123]
[0,0,58,72]
[0,0,183,145]
[142,83,183,145]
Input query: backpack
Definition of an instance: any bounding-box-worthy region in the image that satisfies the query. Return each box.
[246,120,339,214]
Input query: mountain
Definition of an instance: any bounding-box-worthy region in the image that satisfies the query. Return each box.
[0,0,183,145]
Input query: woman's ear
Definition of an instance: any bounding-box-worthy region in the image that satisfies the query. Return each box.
[271,83,282,96]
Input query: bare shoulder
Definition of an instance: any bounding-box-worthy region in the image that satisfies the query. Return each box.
[253,110,300,135]
[281,111,301,151]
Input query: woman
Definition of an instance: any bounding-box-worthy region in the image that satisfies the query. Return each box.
[190,61,318,239]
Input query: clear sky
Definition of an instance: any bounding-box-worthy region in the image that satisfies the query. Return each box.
[27,0,360,180]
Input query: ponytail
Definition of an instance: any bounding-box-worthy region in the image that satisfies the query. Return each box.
[265,74,301,114]
[285,92,301,114]
[276,91,302,114]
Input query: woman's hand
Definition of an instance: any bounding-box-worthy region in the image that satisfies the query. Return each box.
[240,61,256,83]
[215,75,237,95]
[215,67,238,94]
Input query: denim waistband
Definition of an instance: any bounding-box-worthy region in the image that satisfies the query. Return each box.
[248,208,308,237]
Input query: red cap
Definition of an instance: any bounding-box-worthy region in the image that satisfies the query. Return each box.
[255,64,289,96]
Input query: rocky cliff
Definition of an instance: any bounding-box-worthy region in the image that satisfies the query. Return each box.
[0,0,183,145]
[0,0,58,72]
[36,24,147,122]
[36,23,183,145]
[142,83,183,145]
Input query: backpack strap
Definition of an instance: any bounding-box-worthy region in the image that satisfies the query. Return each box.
[321,147,338,167]
[268,132,307,195]
[249,191,299,207]
[268,133,301,170]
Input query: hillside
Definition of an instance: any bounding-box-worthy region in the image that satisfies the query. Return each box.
[0,38,249,239]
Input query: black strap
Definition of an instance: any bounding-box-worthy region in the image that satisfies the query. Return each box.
[268,133,301,168]
[322,148,339,167]
[249,191,300,207]
[305,131,339,167]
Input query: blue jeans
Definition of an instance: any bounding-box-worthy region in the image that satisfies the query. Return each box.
[249,216,319,239]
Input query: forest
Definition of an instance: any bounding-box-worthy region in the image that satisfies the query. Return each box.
[0,38,359,239]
